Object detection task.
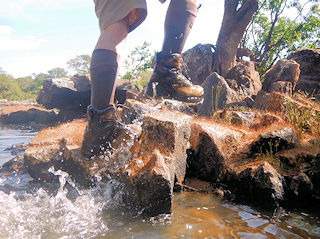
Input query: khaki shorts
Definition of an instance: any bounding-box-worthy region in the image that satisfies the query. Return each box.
[93,0,147,33]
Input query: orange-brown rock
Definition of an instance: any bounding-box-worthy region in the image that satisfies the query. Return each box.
[24,119,90,185]
[24,109,192,216]
[22,98,320,214]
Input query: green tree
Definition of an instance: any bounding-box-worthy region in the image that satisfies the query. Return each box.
[0,72,25,100]
[47,67,68,78]
[67,54,91,75]
[123,41,154,81]
[16,76,44,99]
[242,0,320,75]
[213,0,258,77]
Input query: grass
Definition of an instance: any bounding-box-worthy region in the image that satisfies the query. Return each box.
[256,140,282,172]
[283,98,320,137]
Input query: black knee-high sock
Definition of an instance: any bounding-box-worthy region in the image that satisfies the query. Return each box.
[90,49,118,110]
[162,0,197,54]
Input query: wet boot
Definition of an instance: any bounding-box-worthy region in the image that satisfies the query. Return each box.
[145,51,203,103]
[81,105,131,158]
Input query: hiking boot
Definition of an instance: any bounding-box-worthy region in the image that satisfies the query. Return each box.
[81,105,132,158]
[145,52,204,103]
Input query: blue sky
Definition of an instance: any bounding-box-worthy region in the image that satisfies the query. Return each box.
[0,0,223,78]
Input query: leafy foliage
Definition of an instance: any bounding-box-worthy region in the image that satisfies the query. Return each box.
[67,54,91,75]
[47,67,68,78]
[242,0,320,75]
[0,72,27,100]
[123,41,154,81]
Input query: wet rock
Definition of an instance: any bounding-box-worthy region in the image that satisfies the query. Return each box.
[262,59,300,93]
[253,162,285,207]
[155,99,197,116]
[287,48,320,95]
[24,119,90,185]
[121,99,153,124]
[24,109,192,216]
[114,79,141,104]
[0,156,25,174]
[4,143,28,156]
[128,150,174,215]
[183,177,212,192]
[181,43,215,85]
[121,99,196,125]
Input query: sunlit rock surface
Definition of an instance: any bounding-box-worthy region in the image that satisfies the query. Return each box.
[23,98,320,215]
[262,59,300,94]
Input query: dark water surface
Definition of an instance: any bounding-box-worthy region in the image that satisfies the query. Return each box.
[0,129,320,238]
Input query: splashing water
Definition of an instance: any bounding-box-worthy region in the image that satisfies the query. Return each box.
[0,129,320,238]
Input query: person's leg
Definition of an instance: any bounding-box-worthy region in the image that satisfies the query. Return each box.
[162,0,197,54]
[90,18,129,110]
[82,18,130,157]
[145,0,203,103]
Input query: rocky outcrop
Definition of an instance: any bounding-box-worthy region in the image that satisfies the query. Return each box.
[198,73,242,117]
[37,75,140,112]
[21,95,320,214]
[37,75,91,111]
[0,101,65,129]
[24,107,192,216]
[262,59,300,94]
[0,108,61,125]
[181,43,215,85]
[287,48,320,95]
[187,119,247,182]
[226,61,261,97]
[24,119,89,185]
[198,62,261,117]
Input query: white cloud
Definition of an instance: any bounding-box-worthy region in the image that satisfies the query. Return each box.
[0,0,89,19]
[0,25,42,51]
[0,25,15,34]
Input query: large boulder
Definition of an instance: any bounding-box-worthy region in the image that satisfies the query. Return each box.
[187,119,247,182]
[37,75,91,111]
[287,48,320,95]
[24,119,90,185]
[197,73,242,117]
[226,60,261,97]
[262,59,300,94]
[181,44,215,85]
[37,76,140,112]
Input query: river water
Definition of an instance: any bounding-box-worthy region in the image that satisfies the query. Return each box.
[0,129,320,238]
